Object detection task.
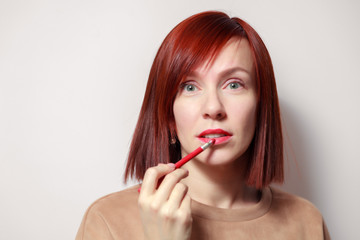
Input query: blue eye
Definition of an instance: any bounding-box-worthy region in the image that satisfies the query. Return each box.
[183,84,197,92]
[228,82,242,89]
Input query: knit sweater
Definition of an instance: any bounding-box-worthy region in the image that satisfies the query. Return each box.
[75,185,330,240]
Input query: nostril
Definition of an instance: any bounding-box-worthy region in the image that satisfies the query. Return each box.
[216,112,226,120]
[202,111,226,120]
[202,95,226,120]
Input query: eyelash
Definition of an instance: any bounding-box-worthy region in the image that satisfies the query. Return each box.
[223,80,244,90]
[179,79,245,93]
[180,81,199,92]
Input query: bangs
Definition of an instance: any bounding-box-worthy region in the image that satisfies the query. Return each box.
[164,13,247,88]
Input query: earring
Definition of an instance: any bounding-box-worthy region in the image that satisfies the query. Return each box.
[170,137,176,144]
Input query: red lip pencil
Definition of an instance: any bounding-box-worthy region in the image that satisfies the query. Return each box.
[138,139,215,193]
[174,139,215,168]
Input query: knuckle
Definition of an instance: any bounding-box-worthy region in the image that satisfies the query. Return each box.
[180,168,189,175]
[177,168,189,177]
[137,198,147,209]
[138,197,153,212]
[175,182,188,192]
[176,210,192,225]
[159,206,175,220]
[144,168,158,178]
[149,202,160,213]
[163,173,177,183]
[163,169,187,182]
[175,168,188,175]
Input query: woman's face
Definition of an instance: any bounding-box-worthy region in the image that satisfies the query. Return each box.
[173,38,257,166]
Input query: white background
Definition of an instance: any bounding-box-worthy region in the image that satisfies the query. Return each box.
[1,0,359,239]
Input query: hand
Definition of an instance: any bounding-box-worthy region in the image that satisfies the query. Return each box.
[138,163,192,240]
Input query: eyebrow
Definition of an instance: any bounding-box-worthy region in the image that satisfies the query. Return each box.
[218,66,251,78]
[187,66,251,79]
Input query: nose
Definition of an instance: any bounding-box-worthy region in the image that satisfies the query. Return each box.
[202,91,226,120]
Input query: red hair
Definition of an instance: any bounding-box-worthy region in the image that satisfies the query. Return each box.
[124,11,283,189]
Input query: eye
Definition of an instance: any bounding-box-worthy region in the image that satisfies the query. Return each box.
[225,81,243,90]
[180,82,199,93]
[229,82,241,89]
[184,84,197,92]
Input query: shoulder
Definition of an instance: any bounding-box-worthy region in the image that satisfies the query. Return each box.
[269,187,322,219]
[75,185,142,240]
[268,187,327,234]
[86,184,140,217]
[261,187,330,239]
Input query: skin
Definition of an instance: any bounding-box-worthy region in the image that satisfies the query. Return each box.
[138,164,192,240]
[138,38,259,240]
[173,38,258,208]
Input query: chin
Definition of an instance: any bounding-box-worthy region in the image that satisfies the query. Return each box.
[198,151,247,166]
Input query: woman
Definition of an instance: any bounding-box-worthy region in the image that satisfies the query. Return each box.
[76,11,330,240]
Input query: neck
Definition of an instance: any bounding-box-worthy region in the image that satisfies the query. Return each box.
[181,158,260,209]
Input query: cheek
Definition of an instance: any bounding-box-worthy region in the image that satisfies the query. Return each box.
[231,98,257,132]
[173,99,197,137]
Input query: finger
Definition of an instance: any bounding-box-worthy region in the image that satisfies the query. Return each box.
[175,195,192,234]
[158,183,188,219]
[140,163,176,196]
[167,182,188,209]
[153,169,189,203]
[179,194,191,213]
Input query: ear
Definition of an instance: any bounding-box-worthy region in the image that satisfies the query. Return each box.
[169,119,177,140]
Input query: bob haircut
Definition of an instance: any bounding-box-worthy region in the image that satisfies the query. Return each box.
[125,11,283,189]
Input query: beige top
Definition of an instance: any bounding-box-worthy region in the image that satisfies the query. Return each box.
[75,185,330,240]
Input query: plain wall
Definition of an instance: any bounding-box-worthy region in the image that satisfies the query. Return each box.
[1,0,359,239]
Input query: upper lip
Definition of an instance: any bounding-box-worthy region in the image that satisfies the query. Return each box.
[198,129,232,137]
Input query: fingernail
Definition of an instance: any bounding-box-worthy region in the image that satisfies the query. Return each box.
[167,163,176,169]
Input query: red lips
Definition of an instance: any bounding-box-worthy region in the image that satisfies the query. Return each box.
[198,129,232,145]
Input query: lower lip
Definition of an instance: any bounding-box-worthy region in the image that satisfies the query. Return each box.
[198,136,231,145]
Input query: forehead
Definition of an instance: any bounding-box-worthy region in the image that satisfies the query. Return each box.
[191,38,254,77]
